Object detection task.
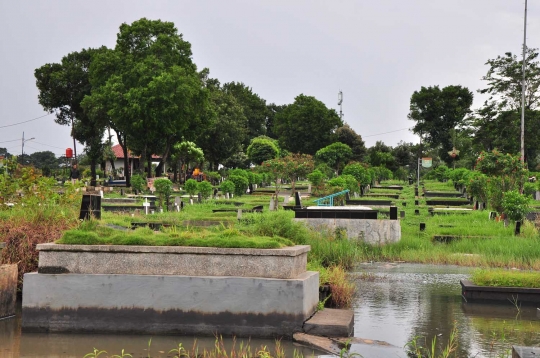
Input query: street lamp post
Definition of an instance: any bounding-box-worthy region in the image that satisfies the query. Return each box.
[21,131,35,165]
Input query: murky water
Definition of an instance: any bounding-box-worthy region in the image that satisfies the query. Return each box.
[352,263,540,357]
[2,263,540,357]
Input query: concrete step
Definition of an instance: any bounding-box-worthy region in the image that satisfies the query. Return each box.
[303,308,354,337]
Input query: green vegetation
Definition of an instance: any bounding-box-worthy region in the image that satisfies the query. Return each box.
[471,269,540,288]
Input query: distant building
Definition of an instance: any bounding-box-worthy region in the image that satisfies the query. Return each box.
[109,144,161,178]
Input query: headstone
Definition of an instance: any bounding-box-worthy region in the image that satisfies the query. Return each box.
[414,209,420,215]
[269,196,275,211]
[400,211,405,218]
[142,198,150,215]
[414,188,419,197]
[197,193,202,203]
[100,190,104,198]
[536,191,540,201]
[345,191,350,201]
[180,201,184,210]
[308,183,312,194]
[295,191,302,208]
[120,188,124,196]
[389,206,398,220]
[248,184,253,194]
[213,188,218,199]
[189,198,194,205]
[237,209,242,220]
[402,202,407,206]
[79,194,101,220]
[414,200,419,206]
[283,196,289,205]
[420,223,426,231]
[226,193,230,200]
[489,211,497,220]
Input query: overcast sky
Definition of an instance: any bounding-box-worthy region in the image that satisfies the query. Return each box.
[1,1,538,157]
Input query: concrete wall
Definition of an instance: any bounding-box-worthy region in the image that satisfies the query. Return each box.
[22,271,319,337]
[37,244,309,279]
[295,219,401,245]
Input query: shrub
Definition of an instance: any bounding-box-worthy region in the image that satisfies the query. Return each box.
[448,167,471,186]
[154,178,173,209]
[198,181,213,199]
[342,162,372,186]
[501,190,530,222]
[328,175,358,194]
[467,172,488,204]
[372,166,393,182]
[130,174,146,193]
[228,175,249,197]
[220,180,235,196]
[426,165,450,182]
[327,265,356,308]
[184,179,198,198]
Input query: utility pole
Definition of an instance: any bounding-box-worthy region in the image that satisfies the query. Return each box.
[21,132,35,165]
[521,0,528,164]
[338,90,344,122]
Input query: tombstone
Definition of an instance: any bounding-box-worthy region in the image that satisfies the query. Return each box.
[237,209,242,220]
[180,201,185,210]
[308,183,312,194]
[213,188,218,199]
[419,223,426,231]
[402,202,407,206]
[515,221,522,235]
[400,211,405,218]
[360,186,364,196]
[248,183,253,194]
[536,191,540,201]
[489,211,497,220]
[283,196,290,205]
[414,209,420,215]
[143,198,151,215]
[414,188,419,197]
[100,190,104,198]
[345,191,350,201]
[79,194,101,220]
[414,200,419,206]
[389,206,398,220]
[189,198,194,205]
[226,192,230,200]
[269,196,275,211]
[120,188,124,196]
[295,191,303,208]
[197,193,202,203]
[473,201,478,210]
[354,192,359,198]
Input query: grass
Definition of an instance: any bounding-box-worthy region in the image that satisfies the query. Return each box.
[58,221,294,249]
[471,268,540,288]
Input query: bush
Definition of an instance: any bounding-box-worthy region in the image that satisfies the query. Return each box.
[342,162,372,186]
[425,165,450,182]
[154,178,173,209]
[130,174,146,193]
[228,175,249,197]
[184,179,198,198]
[501,190,530,222]
[448,167,471,186]
[220,180,235,195]
[524,182,536,198]
[372,166,393,182]
[198,181,213,199]
[307,170,324,194]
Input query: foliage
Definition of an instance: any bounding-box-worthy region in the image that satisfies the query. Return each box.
[246,136,279,165]
[327,266,356,309]
[220,180,235,195]
[172,141,204,182]
[334,124,367,162]
[130,174,146,193]
[327,175,358,193]
[467,172,488,203]
[274,94,343,155]
[259,154,314,198]
[315,163,335,179]
[408,85,473,163]
[372,166,393,182]
[341,163,373,187]
[425,165,450,182]
[448,167,471,186]
[501,190,530,222]
[228,175,249,197]
[198,181,213,200]
[153,178,173,209]
[307,170,325,195]
[184,179,199,198]
[315,142,352,174]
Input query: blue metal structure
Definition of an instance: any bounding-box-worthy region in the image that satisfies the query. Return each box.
[313,189,350,207]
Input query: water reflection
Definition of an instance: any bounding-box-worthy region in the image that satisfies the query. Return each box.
[0,304,322,358]
[353,263,540,357]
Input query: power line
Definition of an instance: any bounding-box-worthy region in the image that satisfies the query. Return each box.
[0,113,53,129]
[0,139,20,144]
[33,141,65,150]
[363,127,412,138]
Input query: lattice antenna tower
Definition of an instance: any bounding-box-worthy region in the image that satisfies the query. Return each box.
[338,90,344,122]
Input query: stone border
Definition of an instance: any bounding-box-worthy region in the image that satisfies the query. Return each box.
[461,279,540,304]
[37,244,310,279]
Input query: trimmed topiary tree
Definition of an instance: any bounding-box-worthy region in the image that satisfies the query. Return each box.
[184,178,198,199]
[153,178,173,210]
[198,181,213,200]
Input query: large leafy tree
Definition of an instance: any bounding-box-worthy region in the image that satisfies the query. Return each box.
[223,82,268,145]
[334,124,366,161]
[315,142,352,175]
[35,48,107,183]
[246,136,280,165]
[265,103,285,139]
[197,75,248,171]
[408,85,473,163]
[274,94,343,155]
[474,48,540,167]
[28,151,58,170]
[83,18,207,183]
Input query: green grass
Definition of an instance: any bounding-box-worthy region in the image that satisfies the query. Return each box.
[471,268,540,288]
[57,222,294,249]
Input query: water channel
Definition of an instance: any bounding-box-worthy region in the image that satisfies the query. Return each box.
[2,263,540,357]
